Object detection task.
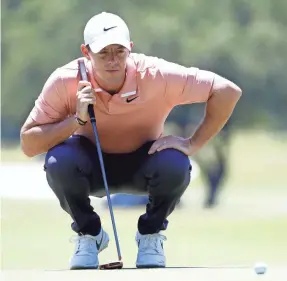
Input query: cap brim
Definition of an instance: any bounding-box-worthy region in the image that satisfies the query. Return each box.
[89,34,131,53]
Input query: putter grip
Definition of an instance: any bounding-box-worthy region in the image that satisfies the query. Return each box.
[79,59,95,121]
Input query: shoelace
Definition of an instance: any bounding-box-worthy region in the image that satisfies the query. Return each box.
[69,235,97,252]
[137,233,167,253]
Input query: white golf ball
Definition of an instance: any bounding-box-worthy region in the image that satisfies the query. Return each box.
[254,262,268,275]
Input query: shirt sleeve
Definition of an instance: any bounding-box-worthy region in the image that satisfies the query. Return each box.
[29,69,69,124]
[157,59,215,106]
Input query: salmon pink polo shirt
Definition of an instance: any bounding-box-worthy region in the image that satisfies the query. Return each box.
[29,53,215,153]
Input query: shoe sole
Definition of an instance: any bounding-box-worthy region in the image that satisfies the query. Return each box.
[136,264,166,269]
[70,266,98,270]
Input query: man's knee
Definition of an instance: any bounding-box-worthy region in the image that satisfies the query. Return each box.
[158,149,191,185]
[44,142,95,199]
[147,149,191,195]
[44,143,78,180]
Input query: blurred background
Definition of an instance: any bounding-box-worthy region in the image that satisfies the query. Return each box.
[1,0,287,271]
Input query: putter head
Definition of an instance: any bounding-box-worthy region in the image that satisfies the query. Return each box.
[99,261,123,270]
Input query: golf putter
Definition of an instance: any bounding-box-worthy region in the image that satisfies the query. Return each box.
[78,59,123,270]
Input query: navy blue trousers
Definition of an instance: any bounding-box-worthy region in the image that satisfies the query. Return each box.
[44,135,191,236]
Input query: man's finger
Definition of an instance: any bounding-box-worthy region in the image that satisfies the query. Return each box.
[81,97,96,104]
[78,81,91,91]
[81,86,92,93]
[78,94,95,100]
[156,143,173,152]
[148,139,169,154]
[148,141,161,154]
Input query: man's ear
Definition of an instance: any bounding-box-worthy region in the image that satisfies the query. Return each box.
[80,44,90,59]
[129,41,134,50]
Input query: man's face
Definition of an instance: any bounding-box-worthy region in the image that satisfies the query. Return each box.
[87,44,130,86]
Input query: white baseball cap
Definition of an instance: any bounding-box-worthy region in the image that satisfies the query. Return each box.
[84,12,131,53]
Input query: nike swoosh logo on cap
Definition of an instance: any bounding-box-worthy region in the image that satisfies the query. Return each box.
[103,26,117,31]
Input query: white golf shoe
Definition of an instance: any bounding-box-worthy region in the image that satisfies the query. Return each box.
[69,228,109,269]
[135,231,167,268]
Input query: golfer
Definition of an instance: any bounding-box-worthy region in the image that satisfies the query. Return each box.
[20,12,242,269]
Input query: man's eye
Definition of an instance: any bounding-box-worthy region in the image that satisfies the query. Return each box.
[117,49,125,55]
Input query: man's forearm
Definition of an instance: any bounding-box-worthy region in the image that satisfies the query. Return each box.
[189,85,242,154]
[21,116,81,157]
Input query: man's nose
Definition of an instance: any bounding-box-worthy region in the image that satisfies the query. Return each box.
[107,52,118,62]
